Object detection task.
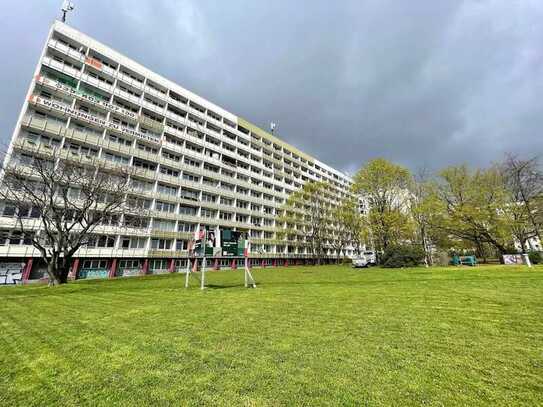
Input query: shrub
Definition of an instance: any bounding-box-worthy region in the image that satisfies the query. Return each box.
[528,251,541,265]
[381,245,425,268]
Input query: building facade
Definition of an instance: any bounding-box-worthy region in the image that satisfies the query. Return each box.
[0,21,355,284]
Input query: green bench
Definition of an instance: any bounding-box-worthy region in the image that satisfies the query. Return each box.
[450,255,477,266]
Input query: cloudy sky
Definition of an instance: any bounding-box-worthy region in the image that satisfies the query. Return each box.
[0,0,542,175]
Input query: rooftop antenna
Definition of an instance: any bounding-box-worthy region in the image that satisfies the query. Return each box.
[270,122,276,135]
[61,1,75,23]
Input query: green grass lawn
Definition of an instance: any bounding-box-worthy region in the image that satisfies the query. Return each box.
[1,265,542,406]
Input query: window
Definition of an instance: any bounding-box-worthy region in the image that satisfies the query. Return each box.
[150,259,169,272]
[128,197,152,210]
[184,157,201,167]
[119,259,141,269]
[151,238,172,250]
[131,179,154,192]
[82,260,108,269]
[120,236,147,249]
[179,205,197,216]
[219,211,233,221]
[104,152,129,165]
[202,177,217,187]
[162,150,181,162]
[160,166,179,177]
[201,208,216,218]
[175,240,188,251]
[220,197,234,206]
[155,201,176,213]
[153,219,176,231]
[133,158,156,171]
[185,143,202,154]
[236,214,248,223]
[178,222,196,232]
[204,163,219,173]
[157,183,178,196]
[165,134,183,147]
[181,189,199,201]
[136,143,158,154]
[221,182,235,191]
[182,172,200,183]
[1,204,16,217]
[111,116,135,129]
[108,134,132,146]
[201,193,217,203]
[94,235,115,247]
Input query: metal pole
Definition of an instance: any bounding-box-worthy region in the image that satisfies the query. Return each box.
[201,229,206,290]
[244,257,248,288]
[184,258,190,288]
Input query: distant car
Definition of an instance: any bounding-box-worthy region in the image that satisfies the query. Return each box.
[352,255,369,268]
[363,251,377,265]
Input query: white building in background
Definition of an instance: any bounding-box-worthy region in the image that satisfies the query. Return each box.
[0,21,357,283]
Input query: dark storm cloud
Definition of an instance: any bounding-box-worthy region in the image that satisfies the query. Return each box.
[1,0,542,175]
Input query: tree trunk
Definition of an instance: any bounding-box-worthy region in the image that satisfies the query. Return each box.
[45,254,72,285]
[46,261,61,286]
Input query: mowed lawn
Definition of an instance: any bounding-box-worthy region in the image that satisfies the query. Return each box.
[1,265,542,406]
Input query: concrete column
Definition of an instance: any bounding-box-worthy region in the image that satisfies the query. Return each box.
[108,259,118,279]
[141,259,149,275]
[68,258,79,280]
[22,258,33,283]
[168,258,175,273]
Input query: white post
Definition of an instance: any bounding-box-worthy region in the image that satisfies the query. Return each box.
[522,253,532,268]
[201,228,207,290]
[184,258,190,288]
[244,257,248,288]
[201,257,206,289]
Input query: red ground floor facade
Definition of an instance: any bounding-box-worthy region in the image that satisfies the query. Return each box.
[0,256,339,285]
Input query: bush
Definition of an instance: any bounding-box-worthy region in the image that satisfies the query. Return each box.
[381,245,425,268]
[529,251,541,265]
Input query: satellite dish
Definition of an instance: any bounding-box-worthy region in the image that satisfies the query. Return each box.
[61,1,75,23]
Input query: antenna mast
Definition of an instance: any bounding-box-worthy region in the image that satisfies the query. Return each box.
[61,1,75,23]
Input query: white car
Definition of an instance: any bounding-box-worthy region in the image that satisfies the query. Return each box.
[352,255,369,268]
[363,251,377,265]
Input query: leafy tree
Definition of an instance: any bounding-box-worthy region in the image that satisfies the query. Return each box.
[352,158,413,252]
[431,165,514,256]
[381,245,425,268]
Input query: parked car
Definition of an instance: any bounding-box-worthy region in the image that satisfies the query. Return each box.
[363,251,377,265]
[352,255,369,268]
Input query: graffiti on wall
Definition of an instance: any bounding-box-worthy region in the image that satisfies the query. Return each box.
[0,262,25,285]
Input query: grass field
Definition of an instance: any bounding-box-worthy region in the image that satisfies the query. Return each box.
[1,265,542,406]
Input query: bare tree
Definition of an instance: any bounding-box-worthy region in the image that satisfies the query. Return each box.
[0,147,135,285]
[408,168,434,266]
[501,154,543,249]
[330,196,365,261]
[277,181,331,264]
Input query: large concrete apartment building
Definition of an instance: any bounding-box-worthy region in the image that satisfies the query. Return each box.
[0,21,355,284]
